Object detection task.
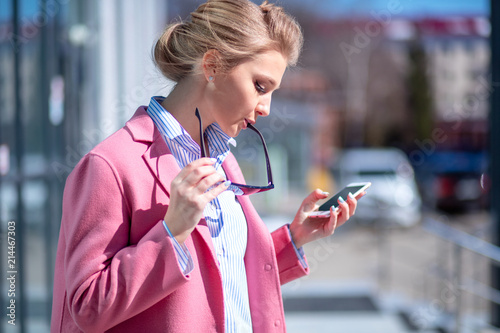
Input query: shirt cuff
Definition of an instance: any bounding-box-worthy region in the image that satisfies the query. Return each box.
[162,220,194,275]
[287,224,308,269]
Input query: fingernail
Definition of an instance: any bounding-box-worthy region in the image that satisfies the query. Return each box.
[223,180,231,187]
[210,158,217,163]
[321,191,330,196]
[348,192,354,200]
[338,196,345,203]
[331,204,337,210]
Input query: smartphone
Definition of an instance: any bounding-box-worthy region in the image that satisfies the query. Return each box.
[308,182,371,218]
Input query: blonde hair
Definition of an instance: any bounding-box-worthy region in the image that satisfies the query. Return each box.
[153,0,303,82]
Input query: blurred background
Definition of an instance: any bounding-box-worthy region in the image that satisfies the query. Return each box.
[1,0,499,332]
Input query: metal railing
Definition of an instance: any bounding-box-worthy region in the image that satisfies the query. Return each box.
[422,218,500,333]
[377,217,500,333]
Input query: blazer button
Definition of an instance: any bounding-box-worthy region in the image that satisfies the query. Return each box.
[274,319,281,327]
[264,264,272,271]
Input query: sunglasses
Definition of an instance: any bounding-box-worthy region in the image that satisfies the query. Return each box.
[195,108,274,195]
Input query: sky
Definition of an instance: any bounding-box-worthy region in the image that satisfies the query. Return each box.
[0,0,490,22]
[286,0,489,19]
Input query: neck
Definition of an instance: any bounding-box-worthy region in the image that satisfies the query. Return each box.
[161,75,213,146]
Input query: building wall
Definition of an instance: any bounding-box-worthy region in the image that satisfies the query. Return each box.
[428,37,490,123]
[74,0,170,145]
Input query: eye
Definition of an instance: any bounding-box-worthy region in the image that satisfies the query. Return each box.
[255,81,266,94]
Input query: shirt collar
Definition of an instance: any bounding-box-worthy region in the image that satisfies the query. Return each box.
[147,96,236,166]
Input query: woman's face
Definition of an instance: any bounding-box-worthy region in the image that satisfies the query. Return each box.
[208,50,287,137]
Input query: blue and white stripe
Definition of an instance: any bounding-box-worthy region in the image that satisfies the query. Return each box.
[162,219,194,273]
[147,96,252,332]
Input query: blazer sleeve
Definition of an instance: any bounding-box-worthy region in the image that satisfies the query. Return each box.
[271,225,309,285]
[61,153,188,332]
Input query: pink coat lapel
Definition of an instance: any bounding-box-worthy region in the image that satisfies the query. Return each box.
[127,107,217,256]
[125,107,180,196]
[142,138,180,196]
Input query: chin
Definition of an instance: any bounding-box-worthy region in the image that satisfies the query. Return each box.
[222,125,241,138]
[235,127,244,137]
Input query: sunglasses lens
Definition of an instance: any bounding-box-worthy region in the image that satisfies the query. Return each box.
[195,108,274,196]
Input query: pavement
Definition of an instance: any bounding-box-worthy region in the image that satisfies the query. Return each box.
[281,279,443,333]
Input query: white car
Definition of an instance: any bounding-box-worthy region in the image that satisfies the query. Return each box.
[335,148,422,227]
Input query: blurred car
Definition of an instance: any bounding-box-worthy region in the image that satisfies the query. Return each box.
[424,151,488,213]
[334,148,422,227]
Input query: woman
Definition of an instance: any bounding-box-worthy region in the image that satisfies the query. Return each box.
[51,0,362,332]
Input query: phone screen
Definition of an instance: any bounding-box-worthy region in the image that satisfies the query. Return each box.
[318,184,369,211]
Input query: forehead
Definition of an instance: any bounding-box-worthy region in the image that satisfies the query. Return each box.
[234,50,287,81]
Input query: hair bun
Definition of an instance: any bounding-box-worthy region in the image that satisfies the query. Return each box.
[153,22,195,82]
[153,0,303,82]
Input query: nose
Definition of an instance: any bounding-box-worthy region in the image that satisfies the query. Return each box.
[255,95,271,118]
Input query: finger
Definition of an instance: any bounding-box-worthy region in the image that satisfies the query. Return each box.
[328,205,339,233]
[182,165,220,187]
[196,172,226,194]
[194,157,217,165]
[185,157,217,171]
[309,189,330,202]
[337,196,350,221]
[205,180,231,201]
[302,189,330,212]
[347,192,358,215]
[355,191,366,200]
[316,189,330,199]
[177,158,217,181]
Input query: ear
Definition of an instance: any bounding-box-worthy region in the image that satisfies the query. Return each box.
[202,49,222,82]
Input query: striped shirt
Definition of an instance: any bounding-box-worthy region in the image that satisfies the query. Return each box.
[147,97,252,332]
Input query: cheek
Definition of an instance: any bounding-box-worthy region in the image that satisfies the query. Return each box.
[223,88,255,111]
[215,76,257,115]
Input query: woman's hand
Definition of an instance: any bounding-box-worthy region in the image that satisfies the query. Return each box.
[163,158,230,244]
[289,189,365,248]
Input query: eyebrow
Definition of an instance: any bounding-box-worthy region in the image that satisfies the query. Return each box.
[262,75,281,90]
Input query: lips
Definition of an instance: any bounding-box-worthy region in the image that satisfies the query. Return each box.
[245,119,256,127]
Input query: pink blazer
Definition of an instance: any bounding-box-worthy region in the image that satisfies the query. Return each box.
[51,107,309,332]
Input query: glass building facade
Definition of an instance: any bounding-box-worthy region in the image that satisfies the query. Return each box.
[1,1,167,331]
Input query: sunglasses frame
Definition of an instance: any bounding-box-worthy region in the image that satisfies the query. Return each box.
[195,108,274,195]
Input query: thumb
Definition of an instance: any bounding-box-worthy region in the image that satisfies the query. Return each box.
[302,189,329,211]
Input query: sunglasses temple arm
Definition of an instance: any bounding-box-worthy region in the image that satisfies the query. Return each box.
[246,124,273,185]
[195,108,207,158]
